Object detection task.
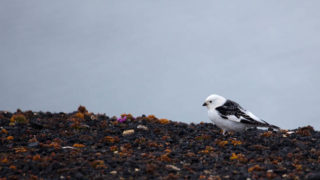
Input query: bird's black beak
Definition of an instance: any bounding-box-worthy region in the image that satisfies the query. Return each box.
[202,102,207,106]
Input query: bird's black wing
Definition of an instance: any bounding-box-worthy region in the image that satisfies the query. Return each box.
[215,100,270,126]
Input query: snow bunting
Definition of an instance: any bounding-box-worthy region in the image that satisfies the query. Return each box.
[202,94,279,134]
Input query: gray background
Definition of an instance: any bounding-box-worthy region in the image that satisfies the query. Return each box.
[1,1,319,130]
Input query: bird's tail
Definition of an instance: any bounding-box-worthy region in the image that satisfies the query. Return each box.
[261,120,280,130]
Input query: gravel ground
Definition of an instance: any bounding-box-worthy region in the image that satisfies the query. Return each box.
[0,106,320,180]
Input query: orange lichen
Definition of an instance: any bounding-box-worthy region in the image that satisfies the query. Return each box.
[185,152,196,157]
[91,160,106,169]
[78,105,88,114]
[1,128,8,134]
[164,149,172,154]
[159,154,171,162]
[73,143,85,148]
[248,165,263,172]
[261,131,273,137]
[29,175,39,180]
[53,138,63,144]
[134,137,146,144]
[104,136,119,143]
[6,136,14,140]
[146,163,156,173]
[147,114,156,119]
[9,165,17,170]
[161,136,170,140]
[120,143,132,151]
[49,142,61,149]
[32,154,41,161]
[74,112,84,119]
[266,171,276,179]
[148,142,159,148]
[217,140,228,147]
[250,144,269,150]
[28,136,38,143]
[109,146,118,152]
[69,117,81,128]
[159,119,170,124]
[50,152,56,157]
[1,157,8,163]
[296,126,314,136]
[121,113,134,120]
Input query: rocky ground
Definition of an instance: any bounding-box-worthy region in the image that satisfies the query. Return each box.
[0,106,320,180]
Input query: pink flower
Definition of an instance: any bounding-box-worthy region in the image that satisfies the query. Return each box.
[117,116,127,123]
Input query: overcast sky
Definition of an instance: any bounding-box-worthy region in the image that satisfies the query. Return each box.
[1,1,320,130]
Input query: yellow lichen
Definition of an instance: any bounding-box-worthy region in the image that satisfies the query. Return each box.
[293,163,302,171]
[230,153,239,160]
[10,114,28,124]
[14,147,27,153]
[230,153,247,162]
[199,146,215,154]
[159,118,170,124]
[231,139,242,146]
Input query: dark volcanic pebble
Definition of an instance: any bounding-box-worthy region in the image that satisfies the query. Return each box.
[0,108,320,180]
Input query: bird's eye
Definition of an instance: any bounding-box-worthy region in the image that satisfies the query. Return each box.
[209,100,212,103]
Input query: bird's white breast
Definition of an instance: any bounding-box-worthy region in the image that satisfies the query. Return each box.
[208,109,246,132]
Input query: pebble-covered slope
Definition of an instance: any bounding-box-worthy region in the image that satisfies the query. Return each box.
[0,107,320,180]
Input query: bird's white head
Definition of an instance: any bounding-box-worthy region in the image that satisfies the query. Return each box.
[202,94,227,109]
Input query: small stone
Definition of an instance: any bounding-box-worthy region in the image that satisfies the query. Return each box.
[135,168,140,172]
[62,146,75,149]
[307,172,320,180]
[122,129,135,136]
[137,125,149,131]
[166,165,181,171]
[28,142,39,147]
[110,171,117,175]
